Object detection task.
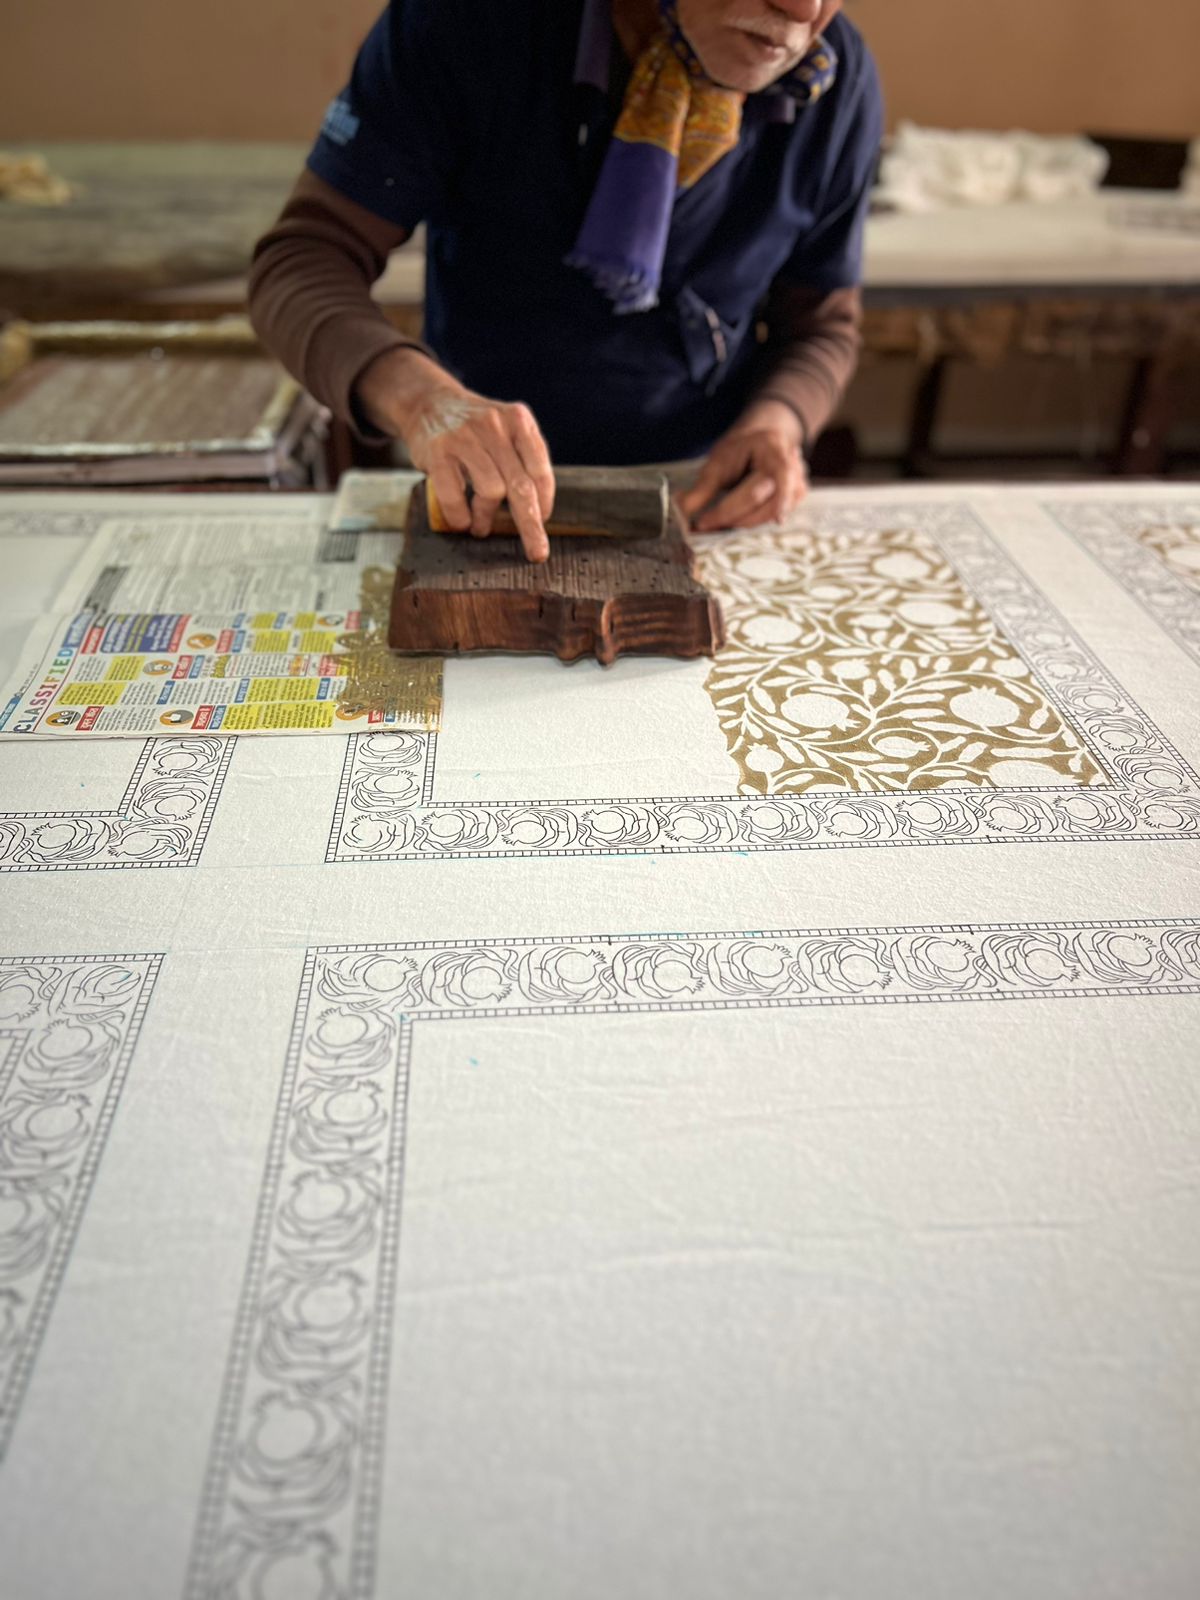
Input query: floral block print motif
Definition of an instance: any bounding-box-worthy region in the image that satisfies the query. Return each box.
[0,955,162,1458]
[1046,500,1200,669]
[187,922,1200,1600]
[702,524,1105,796]
[1137,523,1200,594]
[0,740,234,873]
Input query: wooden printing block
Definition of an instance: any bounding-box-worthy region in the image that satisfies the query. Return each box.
[388,469,726,665]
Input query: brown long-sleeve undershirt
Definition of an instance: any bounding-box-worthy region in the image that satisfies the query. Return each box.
[248,168,863,456]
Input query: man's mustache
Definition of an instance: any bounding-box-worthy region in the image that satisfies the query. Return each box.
[721,0,844,49]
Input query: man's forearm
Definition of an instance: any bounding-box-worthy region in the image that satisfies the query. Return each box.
[748,283,864,450]
[356,346,476,439]
[248,169,431,435]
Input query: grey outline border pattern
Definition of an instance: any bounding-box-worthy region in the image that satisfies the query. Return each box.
[327,503,1200,861]
[1,738,235,872]
[0,952,163,1460]
[1045,500,1200,666]
[187,916,1200,1599]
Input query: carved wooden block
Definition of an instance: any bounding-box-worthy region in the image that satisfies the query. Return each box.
[388,471,726,666]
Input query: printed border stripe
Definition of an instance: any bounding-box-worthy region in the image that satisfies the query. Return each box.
[0,954,163,1459]
[185,978,413,1600]
[1046,500,1200,667]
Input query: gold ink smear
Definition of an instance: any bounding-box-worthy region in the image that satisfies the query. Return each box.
[1137,524,1200,595]
[700,524,1105,797]
[335,565,443,729]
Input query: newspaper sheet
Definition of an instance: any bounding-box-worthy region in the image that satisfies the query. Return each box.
[0,506,441,737]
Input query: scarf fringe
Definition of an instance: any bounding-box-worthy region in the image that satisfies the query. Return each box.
[563,250,661,313]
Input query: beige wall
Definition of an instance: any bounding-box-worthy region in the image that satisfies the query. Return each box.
[0,1,380,141]
[1,0,1197,142]
[852,0,1199,139]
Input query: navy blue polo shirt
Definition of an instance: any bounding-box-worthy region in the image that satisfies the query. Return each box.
[307,0,882,464]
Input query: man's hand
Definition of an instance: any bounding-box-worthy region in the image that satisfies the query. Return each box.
[677,399,808,533]
[357,348,555,563]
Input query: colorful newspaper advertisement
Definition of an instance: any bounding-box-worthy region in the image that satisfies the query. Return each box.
[0,505,441,737]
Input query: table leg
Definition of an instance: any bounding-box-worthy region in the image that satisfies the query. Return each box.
[902,356,948,479]
[1116,352,1181,476]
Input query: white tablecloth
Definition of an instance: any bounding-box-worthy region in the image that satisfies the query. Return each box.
[1,483,1198,1600]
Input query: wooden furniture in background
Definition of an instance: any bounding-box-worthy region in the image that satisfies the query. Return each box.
[861,194,1200,477]
[0,143,307,319]
[0,318,327,490]
[2,147,1196,479]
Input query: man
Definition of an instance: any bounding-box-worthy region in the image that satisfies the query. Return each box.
[251,0,882,561]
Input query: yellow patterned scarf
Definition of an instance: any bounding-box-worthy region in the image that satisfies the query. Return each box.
[617,31,744,193]
[567,13,840,312]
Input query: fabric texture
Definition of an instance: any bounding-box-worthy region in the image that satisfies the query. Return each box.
[2,483,1200,1600]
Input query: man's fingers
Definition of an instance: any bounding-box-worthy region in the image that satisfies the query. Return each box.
[764,459,809,526]
[677,447,742,523]
[694,471,775,532]
[465,406,550,562]
[444,439,507,537]
[509,403,556,524]
[489,438,550,563]
[428,460,472,531]
[415,393,554,559]
[676,470,719,519]
[438,406,552,562]
[678,420,807,533]
[677,469,727,521]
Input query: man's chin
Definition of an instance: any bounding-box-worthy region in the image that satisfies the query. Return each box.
[706,63,794,93]
[698,42,805,94]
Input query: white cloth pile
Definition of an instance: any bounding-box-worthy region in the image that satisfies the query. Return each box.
[876,121,1110,212]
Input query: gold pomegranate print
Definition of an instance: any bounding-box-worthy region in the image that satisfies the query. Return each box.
[701,524,1105,796]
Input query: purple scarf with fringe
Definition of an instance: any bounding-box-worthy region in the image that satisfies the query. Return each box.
[567,0,839,313]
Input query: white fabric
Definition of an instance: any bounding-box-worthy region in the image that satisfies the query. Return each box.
[364,194,1200,304]
[876,122,1110,214]
[1,485,1198,1600]
[865,188,1200,288]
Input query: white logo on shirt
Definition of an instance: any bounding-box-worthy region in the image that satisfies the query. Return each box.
[321,97,361,148]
